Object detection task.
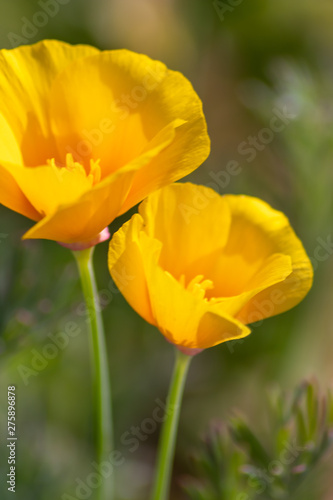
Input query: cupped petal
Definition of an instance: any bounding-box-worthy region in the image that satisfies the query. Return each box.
[108,185,312,349]
[0,111,22,164]
[0,112,40,219]
[238,259,313,324]
[48,49,210,198]
[2,160,93,216]
[119,70,210,213]
[195,311,251,350]
[0,162,41,220]
[139,228,250,349]
[108,214,157,326]
[219,195,313,322]
[22,165,137,244]
[22,121,177,243]
[49,50,161,173]
[0,40,99,166]
[144,260,251,349]
[211,253,292,318]
[138,183,231,279]
[109,215,250,349]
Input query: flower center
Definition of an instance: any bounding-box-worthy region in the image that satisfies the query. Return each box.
[47,153,102,185]
[180,274,214,301]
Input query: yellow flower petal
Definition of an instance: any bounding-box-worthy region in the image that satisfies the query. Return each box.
[0,111,22,164]
[108,214,157,326]
[2,159,93,216]
[0,42,210,244]
[138,182,231,279]
[0,40,99,167]
[22,121,178,243]
[47,50,209,186]
[48,49,210,196]
[49,50,159,174]
[109,215,250,349]
[22,165,136,243]
[221,195,313,323]
[0,162,40,221]
[142,249,250,349]
[108,184,313,350]
[0,112,40,219]
[210,253,293,318]
[120,70,211,213]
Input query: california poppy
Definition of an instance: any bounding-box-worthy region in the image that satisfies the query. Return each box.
[108,183,313,350]
[0,40,210,246]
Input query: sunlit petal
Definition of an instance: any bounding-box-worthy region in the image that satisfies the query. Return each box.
[108,184,313,350]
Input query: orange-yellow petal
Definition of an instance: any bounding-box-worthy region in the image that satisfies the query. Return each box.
[119,70,210,213]
[210,253,293,318]
[142,248,250,349]
[108,214,157,326]
[0,42,210,244]
[49,50,164,174]
[22,121,178,243]
[48,48,209,201]
[219,195,313,322]
[138,183,231,279]
[22,166,136,243]
[0,112,41,219]
[0,162,40,221]
[0,111,22,164]
[0,40,99,167]
[109,216,250,349]
[2,160,93,216]
[108,183,313,350]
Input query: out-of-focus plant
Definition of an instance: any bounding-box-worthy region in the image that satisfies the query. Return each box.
[239,60,333,242]
[182,379,333,500]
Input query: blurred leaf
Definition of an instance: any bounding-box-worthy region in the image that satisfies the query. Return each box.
[183,380,333,500]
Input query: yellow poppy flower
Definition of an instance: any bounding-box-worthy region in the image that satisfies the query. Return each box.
[108,183,313,350]
[0,40,210,246]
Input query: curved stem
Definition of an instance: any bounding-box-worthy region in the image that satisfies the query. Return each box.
[74,247,114,500]
[151,348,192,500]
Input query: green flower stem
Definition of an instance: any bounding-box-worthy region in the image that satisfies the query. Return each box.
[151,348,192,500]
[74,247,114,500]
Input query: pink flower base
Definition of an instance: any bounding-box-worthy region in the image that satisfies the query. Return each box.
[58,227,111,251]
[165,336,203,356]
[177,345,203,356]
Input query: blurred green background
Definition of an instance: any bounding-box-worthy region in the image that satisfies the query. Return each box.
[1,0,333,499]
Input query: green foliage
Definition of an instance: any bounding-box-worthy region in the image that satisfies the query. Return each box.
[182,380,333,500]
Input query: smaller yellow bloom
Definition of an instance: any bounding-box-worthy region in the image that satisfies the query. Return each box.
[108,183,313,350]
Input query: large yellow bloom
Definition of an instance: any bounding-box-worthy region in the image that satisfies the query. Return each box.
[0,40,210,245]
[108,183,313,350]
